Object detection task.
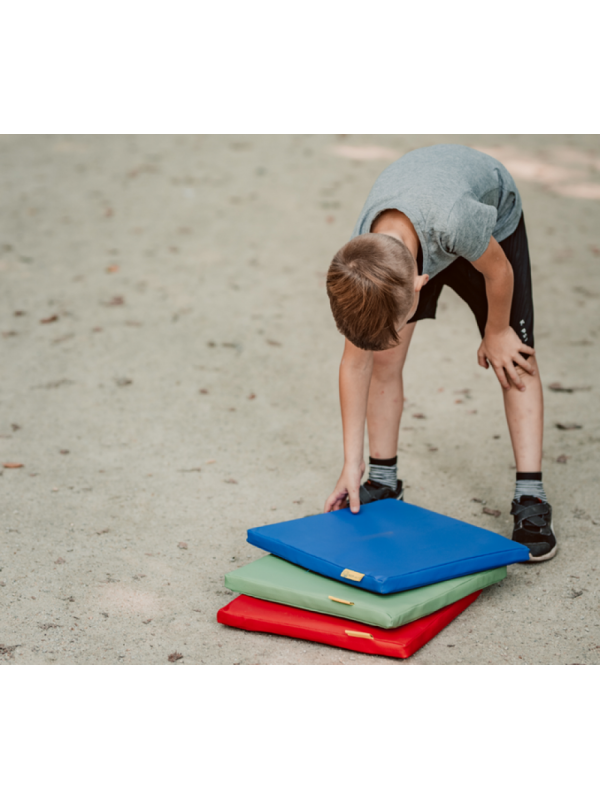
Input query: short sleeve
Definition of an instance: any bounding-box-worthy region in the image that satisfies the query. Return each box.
[443,196,498,262]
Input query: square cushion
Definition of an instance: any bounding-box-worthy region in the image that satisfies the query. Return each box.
[217,593,481,659]
[225,555,506,629]
[247,499,529,594]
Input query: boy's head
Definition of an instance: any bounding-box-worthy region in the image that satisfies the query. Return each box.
[326,233,427,351]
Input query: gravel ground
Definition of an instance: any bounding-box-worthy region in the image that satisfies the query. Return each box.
[1,134,599,665]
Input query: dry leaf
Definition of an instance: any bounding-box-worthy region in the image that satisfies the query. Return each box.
[142,619,153,625]
[106,296,124,306]
[206,459,216,464]
[557,454,570,464]
[556,423,582,430]
[248,393,256,400]
[55,557,66,564]
[177,542,188,550]
[266,339,282,347]
[413,413,426,419]
[51,333,75,345]
[106,264,120,273]
[549,382,590,393]
[40,315,59,324]
[483,508,501,518]
[199,389,209,394]
[3,462,24,469]
[60,449,70,455]
[168,652,183,663]
[224,478,238,484]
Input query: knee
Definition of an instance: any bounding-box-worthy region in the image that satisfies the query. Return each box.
[373,351,405,382]
[513,357,539,381]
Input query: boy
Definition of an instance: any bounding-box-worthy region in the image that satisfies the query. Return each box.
[324,144,556,562]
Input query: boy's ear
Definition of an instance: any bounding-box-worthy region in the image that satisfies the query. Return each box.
[414,273,429,293]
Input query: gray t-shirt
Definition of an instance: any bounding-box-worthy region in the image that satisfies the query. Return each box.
[351,144,522,279]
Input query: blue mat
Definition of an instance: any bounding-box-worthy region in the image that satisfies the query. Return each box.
[247,499,529,594]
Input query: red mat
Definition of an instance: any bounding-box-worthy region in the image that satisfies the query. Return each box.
[217,592,481,659]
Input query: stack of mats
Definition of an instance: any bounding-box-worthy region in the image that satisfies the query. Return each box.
[217,499,530,659]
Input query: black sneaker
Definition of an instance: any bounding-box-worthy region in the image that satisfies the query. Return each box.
[359,479,404,505]
[511,496,557,562]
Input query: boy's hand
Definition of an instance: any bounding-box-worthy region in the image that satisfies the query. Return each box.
[477,327,535,391]
[324,462,365,514]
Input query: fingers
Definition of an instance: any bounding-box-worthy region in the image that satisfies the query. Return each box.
[513,354,536,376]
[493,366,510,391]
[477,351,489,369]
[347,486,361,515]
[325,488,352,513]
[505,362,526,392]
[324,492,342,513]
[517,343,536,357]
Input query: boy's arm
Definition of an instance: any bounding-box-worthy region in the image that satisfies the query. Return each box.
[324,339,373,514]
[472,237,536,391]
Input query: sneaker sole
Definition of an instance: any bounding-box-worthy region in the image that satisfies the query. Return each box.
[529,543,558,562]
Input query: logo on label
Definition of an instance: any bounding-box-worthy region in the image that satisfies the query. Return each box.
[341,569,365,582]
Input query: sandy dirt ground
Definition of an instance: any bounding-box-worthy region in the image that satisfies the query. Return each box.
[1,134,599,666]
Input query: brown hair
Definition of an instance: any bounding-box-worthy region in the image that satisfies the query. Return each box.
[326,233,416,351]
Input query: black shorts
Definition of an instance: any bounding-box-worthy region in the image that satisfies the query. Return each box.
[408,213,534,349]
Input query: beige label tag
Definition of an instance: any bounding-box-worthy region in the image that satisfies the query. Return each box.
[328,596,355,606]
[345,631,374,640]
[341,569,365,582]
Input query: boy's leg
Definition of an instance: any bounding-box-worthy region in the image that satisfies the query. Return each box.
[503,355,543,473]
[366,322,416,459]
[434,216,556,560]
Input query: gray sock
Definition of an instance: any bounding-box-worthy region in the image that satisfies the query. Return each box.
[514,472,547,503]
[369,457,398,490]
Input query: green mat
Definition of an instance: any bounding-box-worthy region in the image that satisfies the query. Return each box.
[225,556,506,629]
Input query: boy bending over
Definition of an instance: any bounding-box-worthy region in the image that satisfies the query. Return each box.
[324,144,556,562]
